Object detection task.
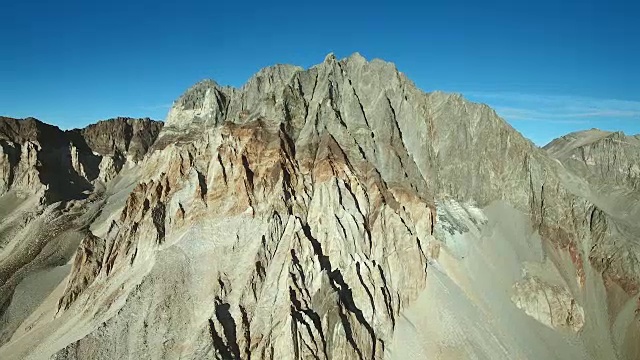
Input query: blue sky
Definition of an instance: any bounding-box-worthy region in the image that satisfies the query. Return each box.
[1,0,638,145]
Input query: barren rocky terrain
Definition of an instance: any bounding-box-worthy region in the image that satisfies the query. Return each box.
[0,54,638,359]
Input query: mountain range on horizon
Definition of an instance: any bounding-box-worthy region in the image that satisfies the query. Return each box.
[0,53,639,360]
[3,112,639,150]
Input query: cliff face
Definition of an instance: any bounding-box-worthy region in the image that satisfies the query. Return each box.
[75,117,164,159]
[0,117,69,197]
[0,54,639,360]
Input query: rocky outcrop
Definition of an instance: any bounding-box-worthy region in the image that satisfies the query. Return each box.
[512,276,585,332]
[73,117,163,183]
[34,54,439,359]
[0,117,69,148]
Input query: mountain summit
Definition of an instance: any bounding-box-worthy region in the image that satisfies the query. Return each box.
[0,54,638,360]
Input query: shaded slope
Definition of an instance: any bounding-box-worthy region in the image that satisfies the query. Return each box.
[0,116,162,345]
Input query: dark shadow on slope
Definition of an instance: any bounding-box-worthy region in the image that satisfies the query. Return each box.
[209,299,241,360]
[377,265,395,328]
[300,220,377,360]
[290,249,328,358]
[289,287,324,360]
[238,305,251,360]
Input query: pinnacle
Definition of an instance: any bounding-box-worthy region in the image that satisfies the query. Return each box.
[323,52,337,63]
[346,52,366,63]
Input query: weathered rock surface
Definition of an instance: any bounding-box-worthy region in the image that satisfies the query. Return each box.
[512,275,585,332]
[0,54,639,360]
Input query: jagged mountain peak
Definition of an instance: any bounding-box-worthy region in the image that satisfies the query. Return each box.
[323,51,337,63]
[163,53,410,130]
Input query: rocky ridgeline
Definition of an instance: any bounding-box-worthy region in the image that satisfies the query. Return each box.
[0,116,163,200]
[545,129,640,191]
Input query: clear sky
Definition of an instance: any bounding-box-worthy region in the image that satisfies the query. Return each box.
[1,0,638,145]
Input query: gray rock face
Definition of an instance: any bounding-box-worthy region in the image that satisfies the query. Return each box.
[0,54,639,360]
[545,129,640,190]
[512,275,585,332]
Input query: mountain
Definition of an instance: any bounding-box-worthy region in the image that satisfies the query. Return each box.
[544,129,640,191]
[0,54,638,360]
[0,116,162,345]
[0,116,163,198]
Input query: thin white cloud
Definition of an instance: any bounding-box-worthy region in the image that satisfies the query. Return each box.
[464,92,640,123]
[491,106,590,124]
[138,104,172,111]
